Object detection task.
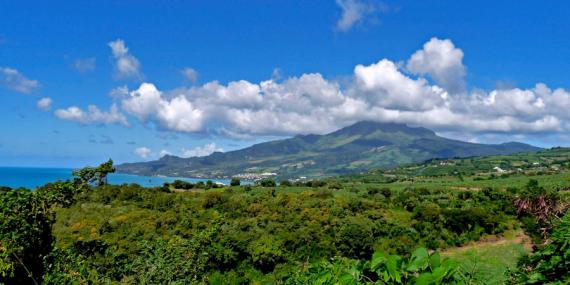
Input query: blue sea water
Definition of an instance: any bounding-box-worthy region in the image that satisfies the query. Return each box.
[0,167,232,189]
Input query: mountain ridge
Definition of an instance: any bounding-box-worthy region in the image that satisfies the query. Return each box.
[116,121,541,179]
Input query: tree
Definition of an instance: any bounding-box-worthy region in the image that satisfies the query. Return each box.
[172,180,194,190]
[258,179,276,187]
[1,161,116,284]
[230,178,241,186]
[72,159,115,187]
[0,181,77,284]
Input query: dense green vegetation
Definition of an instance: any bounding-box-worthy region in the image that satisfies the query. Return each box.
[116,121,540,179]
[1,149,569,284]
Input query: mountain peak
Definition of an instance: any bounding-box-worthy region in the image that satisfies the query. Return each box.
[117,121,539,179]
[331,121,436,137]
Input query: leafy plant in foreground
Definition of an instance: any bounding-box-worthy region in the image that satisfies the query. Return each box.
[286,248,461,284]
[507,212,570,284]
[0,161,114,284]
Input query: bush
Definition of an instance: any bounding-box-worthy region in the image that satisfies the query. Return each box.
[286,247,461,284]
[380,187,392,198]
[230,178,241,186]
[507,212,570,284]
[279,180,292,187]
[413,202,441,223]
[258,179,276,187]
[202,192,226,209]
[327,182,342,190]
[306,180,326,188]
[172,180,194,190]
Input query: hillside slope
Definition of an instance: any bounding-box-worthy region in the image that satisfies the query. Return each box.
[116,121,541,178]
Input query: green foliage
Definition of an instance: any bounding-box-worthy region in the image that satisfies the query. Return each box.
[507,212,570,284]
[258,179,276,187]
[72,158,115,187]
[0,181,78,284]
[171,179,194,190]
[1,154,569,284]
[306,180,327,188]
[44,176,530,283]
[0,161,114,284]
[230,178,241,186]
[287,247,461,284]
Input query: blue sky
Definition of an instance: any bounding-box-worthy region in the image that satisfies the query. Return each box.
[1,0,570,167]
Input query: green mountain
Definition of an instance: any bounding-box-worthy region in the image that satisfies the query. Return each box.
[116,121,541,179]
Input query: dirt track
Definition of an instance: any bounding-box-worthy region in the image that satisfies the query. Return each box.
[442,230,534,255]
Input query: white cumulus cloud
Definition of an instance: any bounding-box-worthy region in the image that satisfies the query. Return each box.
[37,97,53,111]
[0,67,39,93]
[52,37,570,143]
[72,57,96,73]
[108,39,142,80]
[134,147,152,158]
[182,67,198,84]
[407,37,466,93]
[159,149,172,157]
[122,83,204,132]
[354,59,448,111]
[335,0,387,32]
[54,104,129,126]
[181,143,224,158]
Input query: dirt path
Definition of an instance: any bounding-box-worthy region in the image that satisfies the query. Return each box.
[171,188,204,193]
[442,230,534,255]
[449,186,481,191]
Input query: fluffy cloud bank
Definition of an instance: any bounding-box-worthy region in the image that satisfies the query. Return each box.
[137,143,224,160]
[54,37,570,141]
[121,83,204,132]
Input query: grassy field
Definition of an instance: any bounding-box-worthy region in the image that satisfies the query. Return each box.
[333,147,570,192]
[443,230,532,284]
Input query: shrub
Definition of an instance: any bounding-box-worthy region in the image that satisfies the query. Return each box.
[380,187,392,198]
[172,180,194,190]
[202,192,225,209]
[328,182,342,190]
[413,202,441,223]
[306,180,327,188]
[286,247,461,284]
[230,178,241,186]
[258,179,276,187]
[507,212,570,284]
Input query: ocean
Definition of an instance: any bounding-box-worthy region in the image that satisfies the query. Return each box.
[0,167,232,189]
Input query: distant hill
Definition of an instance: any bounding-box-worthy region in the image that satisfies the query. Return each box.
[116,121,541,179]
